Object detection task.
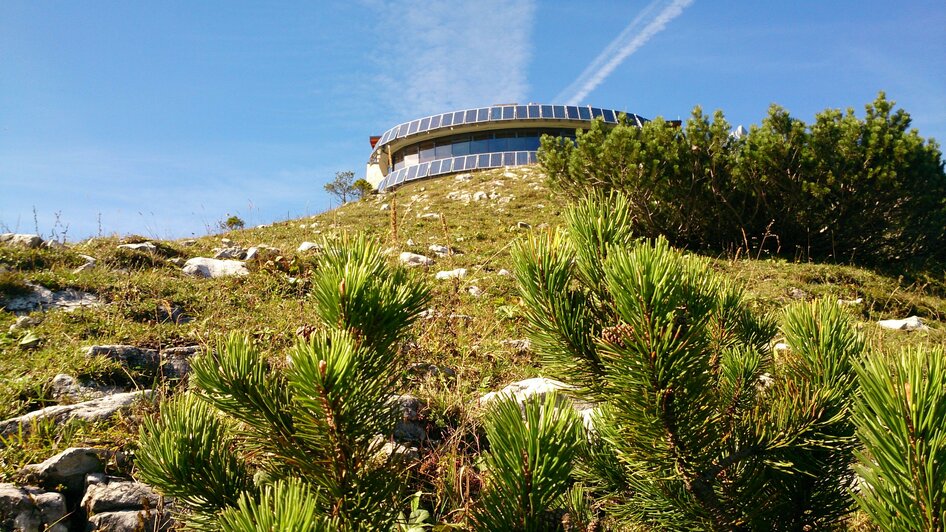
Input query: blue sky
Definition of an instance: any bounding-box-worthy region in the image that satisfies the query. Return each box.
[2,1,944,240]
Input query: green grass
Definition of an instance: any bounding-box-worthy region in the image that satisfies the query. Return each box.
[0,165,943,527]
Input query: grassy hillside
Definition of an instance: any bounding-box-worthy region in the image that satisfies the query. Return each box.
[1,166,944,523]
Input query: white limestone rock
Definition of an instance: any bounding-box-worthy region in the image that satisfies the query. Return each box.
[181,258,249,278]
[428,244,450,257]
[0,483,68,532]
[399,252,434,267]
[467,286,483,297]
[0,392,152,438]
[1,283,99,313]
[473,191,488,201]
[0,233,44,248]
[497,269,512,277]
[297,241,322,253]
[73,254,97,273]
[877,316,928,331]
[213,246,246,260]
[19,447,110,493]
[418,213,441,221]
[117,242,157,252]
[435,268,467,280]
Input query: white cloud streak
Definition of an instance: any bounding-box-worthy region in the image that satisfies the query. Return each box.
[555,0,694,105]
[370,0,536,119]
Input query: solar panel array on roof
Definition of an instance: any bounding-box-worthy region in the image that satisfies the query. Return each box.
[376,150,539,192]
[374,105,640,152]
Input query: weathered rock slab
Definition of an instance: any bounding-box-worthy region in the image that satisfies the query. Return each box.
[0,391,152,438]
[0,233,44,248]
[0,483,68,532]
[399,252,434,267]
[1,283,100,313]
[20,447,109,493]
[878,315,928,331]
[181,257,249,278]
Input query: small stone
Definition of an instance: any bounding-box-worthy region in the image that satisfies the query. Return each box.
[168,257,185,267]
[418,213,441,221]
[428,244,450,257]
[773,342,791,353]
[838,297,863,306]
[467,286,483,297]
[435,268,467,280]
[877,316,928,331]
[9,315,42,333]
[82,479,161,513]
[399,252,434,267]
[220,238,233,245]
[297,241,322,253]
[380,203,390,211]
[73,254,97,273]
[180,239,197,246]
[473,191,488,201]
[43,240,65,249]
[497,269,512,277]
[454,173,472,181]
[788,287,807,300]
[407,362,457,380]
[501,339,531,353]
[213,246,246,260]
[117,242,157,252]
[406,239,416,247]
[516,221,531,229]
[388,394,428,443]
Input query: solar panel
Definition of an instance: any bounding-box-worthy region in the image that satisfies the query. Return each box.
[591,107,603,119]
[603,109,616,123]
[516,152,529,165]
[396,123,409,138]
[490,106,503,120]
[566,106,580,119]
[528,105,540,118]
[440,158,452,173]
[419,117,431,132]
[477,154,490,167]
[528,152,537,164]
[503,152,515,165]
[476,107,489,122]
[465,109,477,122]
[516,105,527,119]
[578,107,591,120]
[453,157,465,171]
[416,162,429,179]
[430,160,442,175]
[489,153,502,167]
[502,106,515,119]
[465,155,477,169]
[453,111,466,125]
[553,105,566,119]
[406,165,418,180]
[430,115,441,129]
[541,105,553,118]
[408,120,420,135]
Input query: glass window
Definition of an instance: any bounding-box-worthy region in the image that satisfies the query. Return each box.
[477,154,491,167]
[566,106,580,119]
[441,113,453,127]
[528,105,540,118]
[419,117,431,132]
[408,120,420,135]
[516,152,529,165]
[603,109,616,123]
[503,152,515,166]
[490,132,512,152]
[470,133,490,154]
[416,162,429,178]
[452,136,470,156]
[465,109,477,122]
[502,106,515,119]
[553,105,566,119]
[430,115,441,129]
[453,157,465,171]
[465,155,477,169]
[541,105,553,118]
[419,141,435,163]
[430,160,442,175]
[490,106,502,120]
[453,110,466,125]
[489,153,502,167]
[591,107,603,119]
[440,158,452,173]
[476,107,489,122]
[406,165,418,181]
[515,105,528,119]
[435,142,452,158]
[578,107,591,120]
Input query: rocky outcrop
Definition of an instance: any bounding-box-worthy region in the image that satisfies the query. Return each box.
[0,483,68,532]
[181,257,249,278]
[20,448,109,494]
[0,391,152,438]
[85,344,201,379]
[0,283,99,313]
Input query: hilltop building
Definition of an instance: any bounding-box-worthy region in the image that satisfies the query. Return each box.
[366,104,647,192]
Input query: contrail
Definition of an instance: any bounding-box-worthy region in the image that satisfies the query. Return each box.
[554,0,694,105]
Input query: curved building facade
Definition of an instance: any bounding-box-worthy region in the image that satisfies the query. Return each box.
[366,104,646,192]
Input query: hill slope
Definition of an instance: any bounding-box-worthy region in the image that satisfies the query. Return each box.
[1,166,944,525]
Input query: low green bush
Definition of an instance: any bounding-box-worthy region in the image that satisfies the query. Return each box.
[539,93,946,266]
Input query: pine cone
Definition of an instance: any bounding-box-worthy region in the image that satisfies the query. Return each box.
[601,323,635,348]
